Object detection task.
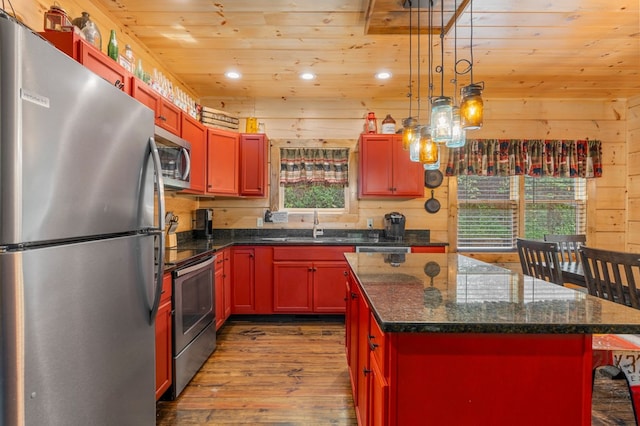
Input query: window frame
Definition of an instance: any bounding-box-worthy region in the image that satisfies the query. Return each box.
[456,175,587,252]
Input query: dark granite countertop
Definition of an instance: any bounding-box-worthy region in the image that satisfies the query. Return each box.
[345,252,640,335]
[163,228,446,271]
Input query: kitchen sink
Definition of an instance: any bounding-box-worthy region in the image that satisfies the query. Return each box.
[257,236,358,243]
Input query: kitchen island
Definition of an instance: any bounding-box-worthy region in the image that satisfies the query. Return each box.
[345,252,640,426]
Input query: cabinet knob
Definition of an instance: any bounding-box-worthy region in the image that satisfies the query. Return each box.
[351,292,357,299]
[363,368,372,376]
[158,115,167,122]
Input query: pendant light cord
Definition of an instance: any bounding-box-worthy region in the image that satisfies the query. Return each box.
[407,0,413,118]
[416,2,421,121]
[439,0,445,97]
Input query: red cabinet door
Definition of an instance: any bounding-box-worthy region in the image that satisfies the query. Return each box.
[222,249,232,321]
[359,135,395,196]
[158,98,181,135]
[391,136,424,197]
[181,114,207,194]
[313,262,348,313]
[359,134,423,198]
[369,354,389,426]
[131,78,160,116]
[79,41,131,94]
[273,262,314,312]
[155,273,172,400]
[231,247,255,313]
[356,288,371,425]
[239,134,267,197]
[215,255,225,330]
[207,128,239,195]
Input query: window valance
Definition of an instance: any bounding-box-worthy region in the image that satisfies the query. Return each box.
[280,148,349,186]
[445,139,602,178]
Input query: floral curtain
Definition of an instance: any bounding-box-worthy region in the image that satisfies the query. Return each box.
[445,139,603,178]
[280,148,350,186]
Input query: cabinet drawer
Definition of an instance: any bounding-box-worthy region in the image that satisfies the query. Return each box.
[369,312,387,377]
[273,246,354,261]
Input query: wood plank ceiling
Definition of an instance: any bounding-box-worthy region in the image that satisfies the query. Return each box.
[93,0,639,100]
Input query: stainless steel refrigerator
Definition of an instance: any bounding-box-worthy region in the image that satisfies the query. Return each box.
[0,12,166,425]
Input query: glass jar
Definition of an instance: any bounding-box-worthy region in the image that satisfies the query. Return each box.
[460,83,484,130]
[431,96,453,143]
[81,21,102,51]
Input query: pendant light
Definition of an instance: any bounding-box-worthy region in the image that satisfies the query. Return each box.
[430,0,452,143]
[446,0,466,148]
[402,0,417,151]
[460,0,484,130]
[419,125,439,168]
[408,1,423,163]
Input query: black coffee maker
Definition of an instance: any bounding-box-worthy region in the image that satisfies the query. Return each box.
[194,208,214,239]
[383,212,406,241]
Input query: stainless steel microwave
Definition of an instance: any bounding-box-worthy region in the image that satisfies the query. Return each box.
[154,125,191,190]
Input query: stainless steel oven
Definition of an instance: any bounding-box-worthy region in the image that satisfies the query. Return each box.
[171,255,216,399]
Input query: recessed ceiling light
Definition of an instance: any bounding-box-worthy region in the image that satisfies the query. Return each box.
[225,71,241,79]
[300,72,316,80]
[376,71,392,80]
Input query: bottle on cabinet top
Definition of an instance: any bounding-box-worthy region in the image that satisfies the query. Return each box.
[381,114,396,134]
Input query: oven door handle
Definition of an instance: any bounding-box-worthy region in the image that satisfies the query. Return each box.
[175,256,215,277]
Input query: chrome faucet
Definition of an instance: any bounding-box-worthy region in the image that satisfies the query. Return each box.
[312,210,323,239]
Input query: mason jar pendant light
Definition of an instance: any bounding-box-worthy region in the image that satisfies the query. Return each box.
[402,117,418,150]
[430,0,453,144]
[419,126,438,166]
[409,125,422,162]
[431,96,453,142]
[446,0,466,148]
[447,106,466,148]
[460,0,484,130]
[460,82,484,130]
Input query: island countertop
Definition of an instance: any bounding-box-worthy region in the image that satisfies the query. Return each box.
[344,252,640,334]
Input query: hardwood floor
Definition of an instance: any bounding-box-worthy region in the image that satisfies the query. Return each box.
[156,318,637,425]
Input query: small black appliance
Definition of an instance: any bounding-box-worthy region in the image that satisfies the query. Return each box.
[383,212,406,241]
[194,208,214,239]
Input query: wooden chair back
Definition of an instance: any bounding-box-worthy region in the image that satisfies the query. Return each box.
[544,234,586,263]
[516,238,564,285]
[580,246,640,308]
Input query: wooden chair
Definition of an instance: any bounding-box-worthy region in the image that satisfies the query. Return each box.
[580,246,640,424]
[516,238,564,285]
[580,246,640,308]
[544,234,586,263]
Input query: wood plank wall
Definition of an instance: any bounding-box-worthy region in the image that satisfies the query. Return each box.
[10,0,632,257]
[627,95,640,253]
[11,0,197,99]
[195,97,628,262]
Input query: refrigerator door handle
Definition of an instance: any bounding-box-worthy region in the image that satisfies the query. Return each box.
[149,136,166,323]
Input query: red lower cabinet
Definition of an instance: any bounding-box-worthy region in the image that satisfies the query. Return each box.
[272,246,354,314]
[155,273,172,400]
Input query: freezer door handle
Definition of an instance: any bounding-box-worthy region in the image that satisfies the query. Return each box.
[149,136,166,323]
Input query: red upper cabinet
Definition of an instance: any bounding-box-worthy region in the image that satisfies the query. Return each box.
[180,114,206,194]
[206,128,240,195]
[40,31,131,94]
[359,134,424,198]
[131,78,181,135]
[78,41,131,94]
[239,134,268,197]
[157,98,181,135]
